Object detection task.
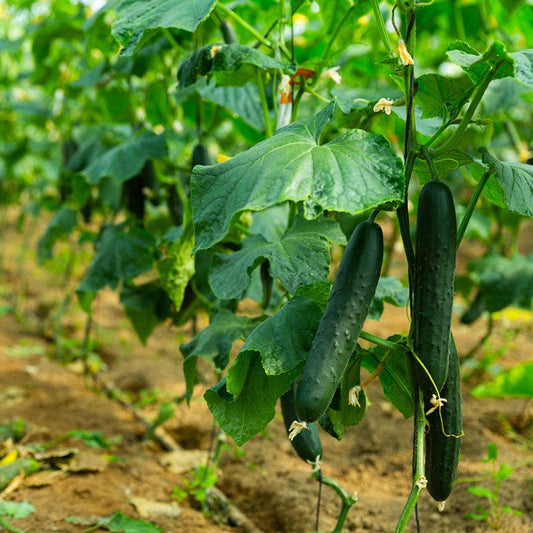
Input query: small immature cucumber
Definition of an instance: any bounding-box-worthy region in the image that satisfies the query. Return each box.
[413,181,456,398]
[280,384,322,464]
[425,335,463,502]
[295,221,383,423]
[192,144,211,167]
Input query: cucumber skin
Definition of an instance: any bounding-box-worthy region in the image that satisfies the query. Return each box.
[280,385,323,463]
[425,336,463,502]
[413,181,456,397]
[295,221,383,422]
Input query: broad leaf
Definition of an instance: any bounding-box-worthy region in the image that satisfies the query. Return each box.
[511,49,533,88]
[204,352,297,446]
[447,41,515,83]
[241,297,323,375]
[177,44,286,88]
[66,512,162,533]
[414,149,474,183]
[367,277,409,320]
[0,458,40,490]
[319,356,367,440]
[192,103,404,251]
[81,132,166,185]
[415,74,473,119]
[180,310,263,398]
[482,150,533,217]
[37,207,77,263]
[360,336,413,419]
[471,362,533,398]
[209,216,346,299]
[77,225,155,311]
[0,500,36,519]
[197,80,265,131]
[112,0,218,55]
[120,282,173,344]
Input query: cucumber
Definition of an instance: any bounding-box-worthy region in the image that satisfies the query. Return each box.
[280,384,322,464]
[412,181,456,398]
[192,144,211,167]
[460,290,485,325]
[295,220,383,422]
[425,335,462,502]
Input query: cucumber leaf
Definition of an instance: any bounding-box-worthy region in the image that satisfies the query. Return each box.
[37,206,78,263]
[112,0,217,55]
[0,500,36,519]
[360,336,413,419]
[241,297,323,376]
[481,150,533,217]
[209,216,346,299]
[414,150,474,183]
[192,102,404,251]
[368,278,409,320]
[471,362,533,398]
[205,352,297,446]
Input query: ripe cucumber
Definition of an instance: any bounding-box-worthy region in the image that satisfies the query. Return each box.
[280,384,322,464]
[295,221,383,422]
[425,335,462,502]
[412,181,456,397]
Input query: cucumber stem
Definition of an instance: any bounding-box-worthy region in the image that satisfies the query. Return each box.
[312,471,357,533]
[216,4,273,49]
[359,330,407,353]
[456,167,494,250]
[370,0,396,58]
[256,70,273,137]
[395,392,426,533]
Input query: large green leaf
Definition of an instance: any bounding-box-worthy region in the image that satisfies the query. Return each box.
[415,73,473,119]
[191,103,404,251]
[180,309,263,399]
[511,49,533,88]
[81,132,166,185]
[414,149,474,183]
[367,277,409,320]
[37,207,78,263]
[209,216,346,299]
[241,297,323,376]
[177,43,286,88]
[482,150,533,217]
[0,500,36,519]
[77,225,155,311]
[112,0,218,55]
[197,80,265,131]
[447,41,515,83]
[471,362,533,398]
[204,352,297,446]
[360,337,413,419]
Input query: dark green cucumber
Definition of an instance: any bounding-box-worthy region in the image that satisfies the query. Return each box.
[280,384,323,464]
[425,335,462,502]
[460,290,485,325]
[192,143,211,167]
[413,181,456,398]
[295,221,383,422]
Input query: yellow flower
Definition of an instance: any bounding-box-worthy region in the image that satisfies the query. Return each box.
[288,420,308,441]
[210,45,222,59]
[217,153,232,163]
[373,97,394,115]
[398,40,414,66]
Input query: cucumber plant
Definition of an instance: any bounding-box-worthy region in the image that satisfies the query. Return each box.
[2,0,533,531]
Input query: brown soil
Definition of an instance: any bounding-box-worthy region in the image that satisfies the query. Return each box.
[0,212,532,533]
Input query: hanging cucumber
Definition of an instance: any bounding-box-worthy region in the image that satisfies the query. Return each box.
[192,144,211,167]
[295,220,383,423]
[425,335,463,502]
[412,181,456,398]
[280,384,322,464]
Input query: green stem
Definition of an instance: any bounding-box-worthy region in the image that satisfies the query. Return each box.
[370,0,396,57]
[452,0,466,41]
[312,471,357,533]
[306,86,330,103]
[420,146,439,181]
[0,517,24,533]
[456,168,494,250]
[432,62,502,157]
[359,330,407,353]
[322,6,355,61]
[162,28,182,51]
[395,392,426,533]
[216,4,273,49]
[256,70,273,137]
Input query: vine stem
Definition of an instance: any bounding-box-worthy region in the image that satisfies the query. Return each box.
[395,391,426,533]
[216,4,273,49]
[456,167,494,249]
[431,62,503,157]
[256,70,273,137]
[312,471,357,533]
[322,6,355,61]
[359,330,407,352]
[370,0,396,57]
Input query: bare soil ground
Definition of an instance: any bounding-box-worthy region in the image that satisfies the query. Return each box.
[0,213,531,533]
